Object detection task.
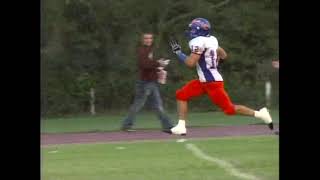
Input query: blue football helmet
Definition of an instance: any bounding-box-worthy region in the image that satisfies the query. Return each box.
[185,18,212,40]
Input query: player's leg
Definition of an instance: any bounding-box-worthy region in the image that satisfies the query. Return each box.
[177,100,188,122]
[234,105,273,129]
[149,82,174,132]
[121,80,151,130]
[171,79,205,135]
[234,105,254,116]
[205,82,273,130]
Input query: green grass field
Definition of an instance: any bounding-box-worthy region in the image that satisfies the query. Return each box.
[41,111,279,133]
[42,135,279,180]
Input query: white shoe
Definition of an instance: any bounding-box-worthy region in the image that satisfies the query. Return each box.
[255,107,274,130]
[170,125,187,136]
[258,107,273,124]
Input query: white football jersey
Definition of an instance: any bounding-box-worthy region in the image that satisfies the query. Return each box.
[189,36,223,82]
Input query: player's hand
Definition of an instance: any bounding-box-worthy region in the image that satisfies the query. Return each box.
[169,38,182,54]
[217,56,224,63]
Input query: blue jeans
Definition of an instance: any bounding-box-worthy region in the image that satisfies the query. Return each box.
[122,80,173,129]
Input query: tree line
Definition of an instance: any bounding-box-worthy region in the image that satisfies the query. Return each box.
[41,0,279,117]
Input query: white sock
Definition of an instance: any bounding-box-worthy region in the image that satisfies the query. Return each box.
[254,111,261,118]
[177,120,186,127]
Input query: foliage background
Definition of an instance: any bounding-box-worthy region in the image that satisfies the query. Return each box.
[41,0,279,117]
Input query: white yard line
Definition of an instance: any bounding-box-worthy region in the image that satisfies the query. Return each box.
[185,143,260,180]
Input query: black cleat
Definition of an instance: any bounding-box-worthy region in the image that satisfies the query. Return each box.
[162,126,174,134]
[268,123,274,130]
[162,129,173,134]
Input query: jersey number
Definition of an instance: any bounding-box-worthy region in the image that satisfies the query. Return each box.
[210,50,217,69]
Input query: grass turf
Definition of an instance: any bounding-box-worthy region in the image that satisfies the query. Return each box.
[42,135,278,180]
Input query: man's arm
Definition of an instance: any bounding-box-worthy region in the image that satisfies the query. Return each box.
[137,47,160,69]
[272,60,279,69]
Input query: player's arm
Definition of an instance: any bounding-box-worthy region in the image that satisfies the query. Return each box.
[137,47,160,69]
[217,47,227,60]
[169,39,201,67]
[184,53,201,67]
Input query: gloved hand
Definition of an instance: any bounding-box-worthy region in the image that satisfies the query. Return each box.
[169,36,187,63]
[169,38,182,54]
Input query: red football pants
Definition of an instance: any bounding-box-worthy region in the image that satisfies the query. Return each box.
[176,79,236,115]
